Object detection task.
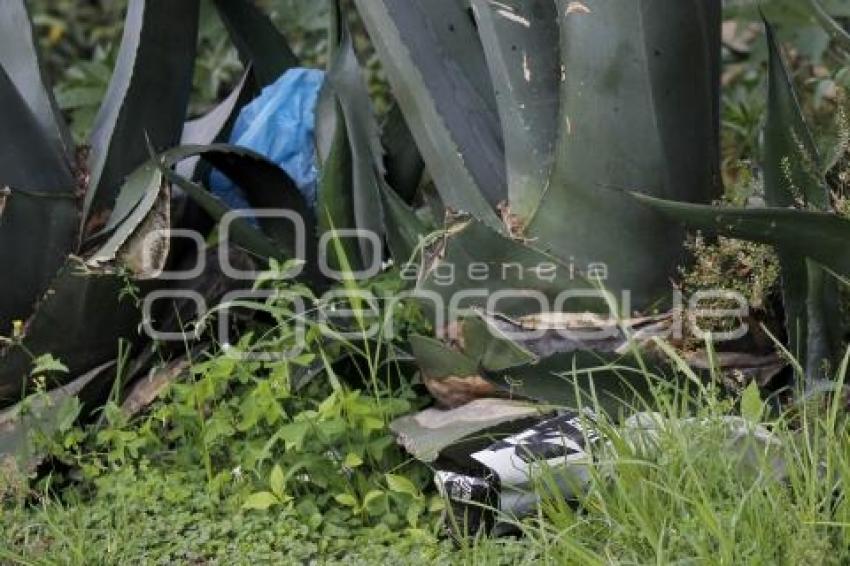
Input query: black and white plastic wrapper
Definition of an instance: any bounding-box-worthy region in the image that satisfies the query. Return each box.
[435,410,604,538]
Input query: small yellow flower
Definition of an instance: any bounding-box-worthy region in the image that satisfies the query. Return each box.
[11,320,23,340]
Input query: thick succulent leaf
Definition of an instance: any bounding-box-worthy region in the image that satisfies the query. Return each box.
[0,194,78,331]
[418,219,599,321]
[85,0,200,224]
[200,147,318,269]
[471,0,560,222]
[808,0,850,52]
[764,24,829,209]
[0,0,74,166]
[0,361,116,461]
[526,0,722,310]
[390,398,545,463]
[381,104,425,204]
[0,66,78,329]
[409,335,479,378]
[213,0,299,89]
[316,102,361,269]
[379,181,428,265]
[482,351,661,416]
[89,160,163,241]
[177,70,253,179]
[352,0,505,229]
[87,162,165,267]
[321,21,386,268]
[0,260,149,406]
[631,194,850,280]
[764,22,841,380]
[460,312,537,372]
[159,164,282,261]
[0,67,75,192]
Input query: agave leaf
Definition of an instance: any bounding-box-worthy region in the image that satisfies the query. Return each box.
[320,19,386,269]
[89,160,163,242]
[159,164,282,261]
[471,0,560,222]
[381,104,425,204]
[461,311,537,372]
[409,335,479,379]
[0,260,149,406]
[200,147,318,269]
[764,22,841,381]
[807,0,850,52]
[418,219,598,321]
[390,398,545,463]
[764,24,829,209]
[177,70,253,179]
[352,0,505,229]
[85,0,200,224]
[316,101,360,269]
[0,0,74,166]
[158,144,316,265]
[482,351,658,416]
[631,194,850,281]
[213,0,299,89]
[525,0,721,310]
[379,181,428,265]
[0,66,78,328]
[86,162,166,268]
[0,361,116,461]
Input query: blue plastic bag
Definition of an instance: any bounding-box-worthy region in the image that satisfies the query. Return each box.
[211,68,325,211]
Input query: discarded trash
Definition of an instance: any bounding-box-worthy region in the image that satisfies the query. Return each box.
[435,410,600,538]
[428,409,786,540]
[210,68,325,210]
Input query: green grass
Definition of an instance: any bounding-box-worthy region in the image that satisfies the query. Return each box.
[4,343,850,564]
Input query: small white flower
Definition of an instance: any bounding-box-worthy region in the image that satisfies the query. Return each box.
[232,465,243,481]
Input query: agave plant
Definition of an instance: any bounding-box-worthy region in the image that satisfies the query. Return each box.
[0,0,429,461]
[0,0,327,432]
[342,0,732,411]
[341,0,850,416]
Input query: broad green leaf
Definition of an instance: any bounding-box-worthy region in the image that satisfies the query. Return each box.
[352,0,505,229]
[242,491,279,510]
[461,312,537,372]
[270,464,285,499]
[85,0,200,225]
[526,0,722,310]
[213,0,298,89]
[343,452,363,468]
[31,354,69,376]
[385,473,421,499]
[0,0,74,165]
[471,0,560,222]
[334,493,358,507]
[740,381,764,423]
